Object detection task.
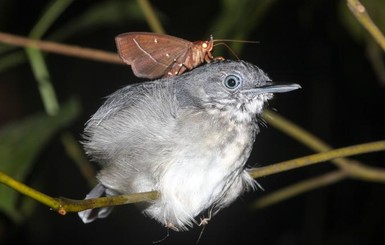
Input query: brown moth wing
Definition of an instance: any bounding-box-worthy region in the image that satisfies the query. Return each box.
[115,32,193,79]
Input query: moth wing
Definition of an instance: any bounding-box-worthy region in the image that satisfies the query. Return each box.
[116,32,192,79]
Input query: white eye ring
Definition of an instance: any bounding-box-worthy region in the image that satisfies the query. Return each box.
[223,74,242,90]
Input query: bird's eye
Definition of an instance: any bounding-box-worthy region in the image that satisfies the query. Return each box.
[223,74,242,90]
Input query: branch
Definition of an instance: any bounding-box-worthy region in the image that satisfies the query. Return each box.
[250,139,385,209]
[0,171,158,215]
[258,110,385,206]
[0,32,122,64]
[249,140,385,180]
[263,110,376,171]
[252,170,347,208]
[1,140,383,215]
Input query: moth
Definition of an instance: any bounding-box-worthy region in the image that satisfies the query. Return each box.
[115,32,224,79]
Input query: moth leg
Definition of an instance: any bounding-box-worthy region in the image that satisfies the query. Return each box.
[204,52,224,63]
[214,56,225,61]
[206,50,214,60]
[176,63,188,75]
[165,62,188,77]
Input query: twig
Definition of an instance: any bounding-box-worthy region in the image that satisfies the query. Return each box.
[0,171,158,215]
[56,191,159,213]
[263,110,332,152]
[1,140,384,215]
[0,171,62,211]
[249,140,385,181]
[347,0,385,52]
[0,32,122,64]
[259,110,385,205]
[264,110,368,171]
[252,170,347,208]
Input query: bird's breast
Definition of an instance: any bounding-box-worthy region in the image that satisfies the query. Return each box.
[157,110,256,214]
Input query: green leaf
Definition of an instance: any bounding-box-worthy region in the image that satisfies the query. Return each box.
[0,98,81,223]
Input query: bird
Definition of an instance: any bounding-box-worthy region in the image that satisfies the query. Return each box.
[78,60,301,231]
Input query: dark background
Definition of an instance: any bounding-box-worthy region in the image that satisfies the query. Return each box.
[1,0,384,244]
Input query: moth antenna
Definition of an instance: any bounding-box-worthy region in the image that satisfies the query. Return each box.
[213,42,240,60]
[213,39,259,44]
[212,39,258,60]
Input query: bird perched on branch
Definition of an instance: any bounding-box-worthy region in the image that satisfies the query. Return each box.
[78,60,300,231]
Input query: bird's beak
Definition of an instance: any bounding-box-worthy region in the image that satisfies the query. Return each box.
[241,83,301,95]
